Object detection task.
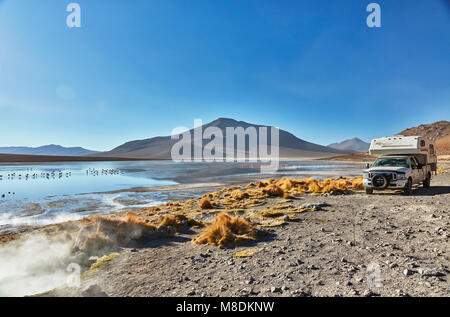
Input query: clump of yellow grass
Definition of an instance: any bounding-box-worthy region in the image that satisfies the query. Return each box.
[75,212,160,254]
[0,235,16,243]
[200,197,213,209]
[193,212,257,246]
[159,214,204,229]
[267,177,364,195]
[261,184,284,197]
[231,189,249,200]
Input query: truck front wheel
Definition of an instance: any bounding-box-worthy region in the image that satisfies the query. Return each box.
[365,188,373,195]
[423,173,431,188]
[404,178,413,195]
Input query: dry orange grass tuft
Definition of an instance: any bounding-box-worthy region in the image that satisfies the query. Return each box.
[82,231,114,254]
[159,214,204,229]
[256,181,268,188]
[276,178,295,191]
[262,177,364,195]
[200,197,213,209]
[260,210,285,218]
[105,212,157,242]
[193,212,257,246]
[0,235,16,243]
[75,212,159,254]
[165,202,181,207]
[244,176,361,197]
[143,206,161,214]
[283,192,295,199]
[245,188,264,196]
[159,215,183,228]
[231,189,249,200]
[261,184,284,197]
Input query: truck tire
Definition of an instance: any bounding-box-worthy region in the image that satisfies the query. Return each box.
[423,173,431,188]
[403,178,412,195]
[372,174,388,189]
[365,188,373,195]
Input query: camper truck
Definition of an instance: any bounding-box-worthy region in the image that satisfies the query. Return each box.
[363,135,437,195]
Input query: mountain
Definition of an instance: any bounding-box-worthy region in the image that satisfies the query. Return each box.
[398,120,450,155]
[328,138,370,153]
[0,145,99,156]
[398,120,450,140]
[95,118,351,159]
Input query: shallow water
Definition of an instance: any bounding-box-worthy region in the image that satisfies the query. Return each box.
[0,160,364,229]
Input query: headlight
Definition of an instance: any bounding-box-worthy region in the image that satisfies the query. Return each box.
[363,173,369,179]
[397,173,406,180]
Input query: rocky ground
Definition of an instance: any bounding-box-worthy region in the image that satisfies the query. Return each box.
[43,170,450,297]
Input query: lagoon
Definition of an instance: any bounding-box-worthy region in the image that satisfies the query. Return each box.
[0,160,364,229]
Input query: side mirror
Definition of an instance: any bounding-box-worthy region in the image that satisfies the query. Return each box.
[366,163,370,169]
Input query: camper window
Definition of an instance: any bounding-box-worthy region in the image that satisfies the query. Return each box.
[411,158,418,169]
[429,144,435,154]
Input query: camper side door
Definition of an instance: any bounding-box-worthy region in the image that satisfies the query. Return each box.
[410,157,423,183]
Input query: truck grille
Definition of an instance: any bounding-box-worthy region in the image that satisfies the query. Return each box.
[369,172,397,181]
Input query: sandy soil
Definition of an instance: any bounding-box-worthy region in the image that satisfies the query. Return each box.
[36,168,450,298]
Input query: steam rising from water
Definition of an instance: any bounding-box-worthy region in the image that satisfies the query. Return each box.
[0,234,75,297]
[0,212,85,228]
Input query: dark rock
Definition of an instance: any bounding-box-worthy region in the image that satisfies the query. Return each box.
[363,290,379,297]
[403,269,415,276]
[270,286,281,293]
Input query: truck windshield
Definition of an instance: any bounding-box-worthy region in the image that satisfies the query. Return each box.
[372,157,410,168]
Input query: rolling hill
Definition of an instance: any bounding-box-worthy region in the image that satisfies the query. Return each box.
[398,120,450,155]
[0,153,142,163]
[95,118,351,159]
[0,145,99,156]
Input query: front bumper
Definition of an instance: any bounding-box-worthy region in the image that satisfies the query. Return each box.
[363,178,407,189]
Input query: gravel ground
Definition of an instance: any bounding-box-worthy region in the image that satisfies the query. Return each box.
[44,171,450,297]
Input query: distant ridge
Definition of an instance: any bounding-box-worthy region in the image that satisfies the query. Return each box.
[398,120,450,141]
[94,118,352,159]
[0,153,144,163]
[0,144,99,156]
[328,138,370,153]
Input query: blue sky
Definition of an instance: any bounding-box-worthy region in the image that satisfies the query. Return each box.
[0,0,449,151]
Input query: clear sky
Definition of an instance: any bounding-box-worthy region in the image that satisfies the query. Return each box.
[0,0,449,151]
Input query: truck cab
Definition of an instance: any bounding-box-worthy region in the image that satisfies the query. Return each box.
[363,135,436,195]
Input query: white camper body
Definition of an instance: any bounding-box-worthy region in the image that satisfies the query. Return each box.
[369,135,437,169]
